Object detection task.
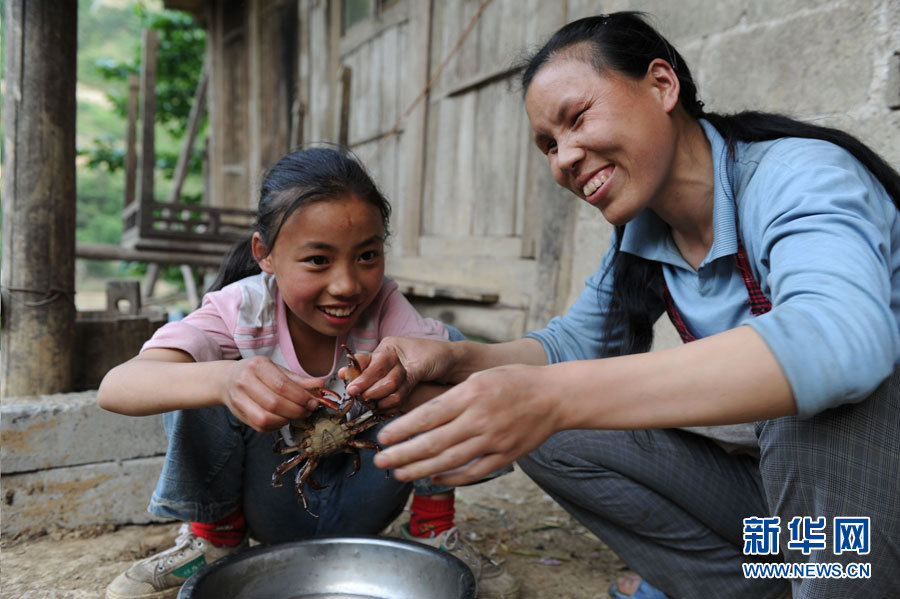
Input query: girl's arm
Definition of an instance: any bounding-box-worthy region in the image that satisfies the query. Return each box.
[372,325,793,485]
[98,348,326,432]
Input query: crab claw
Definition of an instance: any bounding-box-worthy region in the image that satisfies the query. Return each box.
[312,387,342,410]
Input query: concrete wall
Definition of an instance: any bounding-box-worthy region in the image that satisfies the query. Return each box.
[561,0,899,350]
[1,392,170,536]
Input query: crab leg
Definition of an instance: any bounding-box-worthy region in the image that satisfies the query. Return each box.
[273,452,309,487]
[294,456,320,517]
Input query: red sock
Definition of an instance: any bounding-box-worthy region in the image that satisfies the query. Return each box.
[408,493,455,538]
[191,508,246,547]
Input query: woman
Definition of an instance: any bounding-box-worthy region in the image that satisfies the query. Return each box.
[345,12,900,599]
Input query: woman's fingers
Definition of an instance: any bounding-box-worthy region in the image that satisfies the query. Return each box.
[430,453,514,487]
[344,342,406,399]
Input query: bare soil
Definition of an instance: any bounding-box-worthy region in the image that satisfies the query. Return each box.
[1,468,625,598]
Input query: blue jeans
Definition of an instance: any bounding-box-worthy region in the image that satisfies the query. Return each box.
[149,406,411,543]
[149,324,511,540]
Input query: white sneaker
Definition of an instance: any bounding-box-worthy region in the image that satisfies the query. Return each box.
[106,524,247,599]
[401,523,519,599]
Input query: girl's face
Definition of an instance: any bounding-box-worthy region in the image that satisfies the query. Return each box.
[254,193,385,345]
[524,55,679,225]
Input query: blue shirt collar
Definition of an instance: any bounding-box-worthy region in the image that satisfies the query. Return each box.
[620,119,740,270]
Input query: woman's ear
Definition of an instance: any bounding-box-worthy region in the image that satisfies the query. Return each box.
[251,232,274,274]
[646,58,680,114]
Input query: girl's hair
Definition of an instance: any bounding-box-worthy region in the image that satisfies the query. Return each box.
[206,146,392,294]
[522,11,900,355]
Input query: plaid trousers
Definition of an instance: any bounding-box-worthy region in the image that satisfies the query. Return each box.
[517,368,900,599]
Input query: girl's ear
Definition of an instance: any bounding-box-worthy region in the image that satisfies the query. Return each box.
[251,232,275,274]
[646,58,680,114]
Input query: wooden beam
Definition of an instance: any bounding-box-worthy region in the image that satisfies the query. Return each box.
[167,60,209,204]
[1,0,78,396]
[76,243,225,268]
[124,74,140,207]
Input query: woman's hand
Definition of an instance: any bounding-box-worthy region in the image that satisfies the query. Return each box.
[221,356,326,432]
[343,336,458,413]
[372,363,564,486]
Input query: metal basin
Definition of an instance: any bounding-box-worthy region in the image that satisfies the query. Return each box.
[177,536,477,599]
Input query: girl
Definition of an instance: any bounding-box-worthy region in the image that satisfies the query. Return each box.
[345,12,900,599]
[99,147,517,599]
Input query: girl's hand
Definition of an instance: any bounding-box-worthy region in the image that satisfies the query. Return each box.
[372,363,563,486]
[342,336,456,413]
[222,356,326,432]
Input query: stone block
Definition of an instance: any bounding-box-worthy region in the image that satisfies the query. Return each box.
[1,457,169,536]
[699,6,872,115]
[1,391,167,474]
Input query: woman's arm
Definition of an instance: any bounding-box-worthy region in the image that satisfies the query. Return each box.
[373,325,793,486]
[98,348,326,432]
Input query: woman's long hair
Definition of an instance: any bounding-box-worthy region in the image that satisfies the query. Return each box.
[522,11,900,354]
[206,146,392,294]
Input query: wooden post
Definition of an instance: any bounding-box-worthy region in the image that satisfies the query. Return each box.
[124,74,140,208]
[137,29,158,233]
[1,0,78,395]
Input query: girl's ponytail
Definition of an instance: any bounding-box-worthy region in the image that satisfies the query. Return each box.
[205,235,260,294]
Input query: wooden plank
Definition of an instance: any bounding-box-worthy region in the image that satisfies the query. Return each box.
[472,80,517,236]
[327,0,343,143]
[452,91,477,235]
[77,243,226,267]
[292,0,310,148]
[391,276,499,304]
[397,11,426,256]
[247,0,261,203]
[419,235,523,258]
[424,96,460,235]
[336,65,352,146]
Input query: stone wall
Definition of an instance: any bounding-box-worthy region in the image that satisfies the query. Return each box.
[1,392,170,536]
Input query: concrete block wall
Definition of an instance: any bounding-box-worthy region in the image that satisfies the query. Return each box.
[1,392,170,536]
[561,0,899,347]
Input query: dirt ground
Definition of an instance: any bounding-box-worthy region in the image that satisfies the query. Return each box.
[1,468,626,599]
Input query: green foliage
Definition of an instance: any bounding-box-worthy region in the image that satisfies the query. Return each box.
[76,1,207,291]
[78,3,207,177]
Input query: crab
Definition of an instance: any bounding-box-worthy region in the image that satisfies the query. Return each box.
[271,345,386,517]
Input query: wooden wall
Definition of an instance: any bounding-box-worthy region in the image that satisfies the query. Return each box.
[202,0,578,341]
[197,0,899,343]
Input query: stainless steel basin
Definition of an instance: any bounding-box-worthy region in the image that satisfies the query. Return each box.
[177,536,477,599]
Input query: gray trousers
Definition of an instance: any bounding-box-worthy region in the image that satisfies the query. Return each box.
[517,370,900,599]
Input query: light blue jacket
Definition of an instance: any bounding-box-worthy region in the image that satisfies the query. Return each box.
[526,120,900,418]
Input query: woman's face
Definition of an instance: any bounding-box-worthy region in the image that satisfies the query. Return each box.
[525,55,679,225]
[254,193,386,345]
